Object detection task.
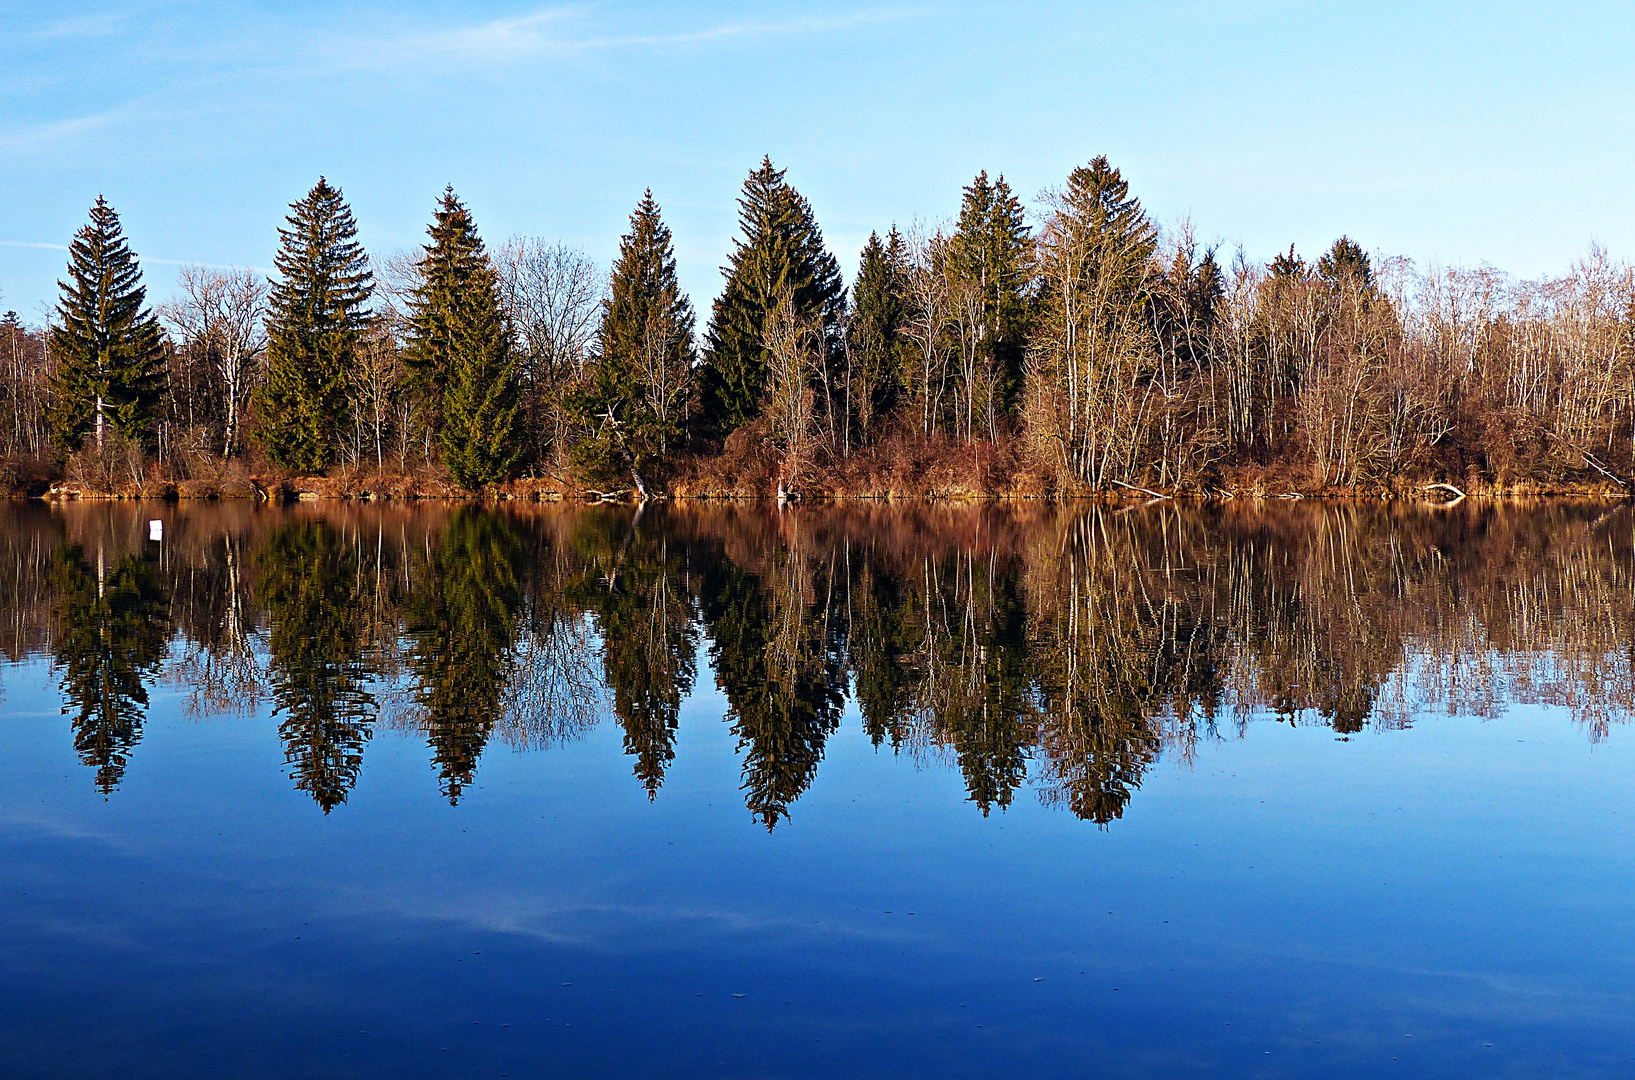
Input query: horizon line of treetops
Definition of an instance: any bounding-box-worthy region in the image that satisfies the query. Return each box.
[4,155,1634,497]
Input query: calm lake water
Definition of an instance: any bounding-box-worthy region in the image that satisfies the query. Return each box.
[1,499,1632,1078]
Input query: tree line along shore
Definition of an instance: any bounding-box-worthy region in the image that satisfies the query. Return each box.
[2,156,1632,502]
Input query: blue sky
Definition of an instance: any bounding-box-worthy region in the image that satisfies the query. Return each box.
[2,1,1631,322]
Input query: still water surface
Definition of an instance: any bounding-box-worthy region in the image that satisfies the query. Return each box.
[1,500,1633,1078]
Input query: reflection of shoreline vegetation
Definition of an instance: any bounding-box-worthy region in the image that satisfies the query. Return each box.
[569,513,699,799]
[15,500,1635,822]
[405,509,523,804]
[258,520,377,813]
[49,542,168,793]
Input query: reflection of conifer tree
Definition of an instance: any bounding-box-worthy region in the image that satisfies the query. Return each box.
[1029,519,1227,824]
[406,509,523,804]
[848,545,1035,814]
[50,545,169,793]
[579,514,699,799]
[847,563,918,748]
[258,520,376,813]
[932,554,1034,815]
[700,547,845,831]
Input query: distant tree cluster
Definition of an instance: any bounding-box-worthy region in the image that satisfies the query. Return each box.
[9,158,1635,494]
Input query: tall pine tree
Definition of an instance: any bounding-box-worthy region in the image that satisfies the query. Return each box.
[846,227,911,437]
[257,178,373,473]
[572,190,695,496]
[48,197,165,452]
[698,158,843,438]
[951,172,1032,410]
[1317,236,1375,294]
[407,188,519,489]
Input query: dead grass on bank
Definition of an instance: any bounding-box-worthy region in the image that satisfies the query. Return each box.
[671,424,1050,500]
[24,429,1632,504]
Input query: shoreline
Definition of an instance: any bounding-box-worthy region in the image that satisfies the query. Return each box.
[25,483,1631,505]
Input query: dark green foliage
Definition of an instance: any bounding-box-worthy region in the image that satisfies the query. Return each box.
[1065,156,1159,289]
[50,544,169,793]
[950,172,1032,406]
[698,158,844,438]
[697,553,845,831]
[258,178,373,472]
[259,520,377,812]
[1317,236,1375,293]
[48,197,165,452]
[1151,237,1226,373]
[845,228,911,436]
[1269,244,1307,281]
[572,191,695,494]
[409,189,520,488]
[848,563,917,747]
[405,508,524,804]
[847,548,1035,813]
[935,563,1034,815]
[570,510,699,797]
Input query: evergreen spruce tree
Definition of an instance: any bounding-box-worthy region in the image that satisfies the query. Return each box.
[1317,236,1375,293]
[257,178,373,472]
[951,172,1032,406]
[572,190,695,495]
[698,158,844,438]
[48,197,165,452]
[846,227,911,433]
[407,188,519,488]
[1270,244,1307,281]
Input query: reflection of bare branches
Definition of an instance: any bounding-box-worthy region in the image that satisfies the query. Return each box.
[165,532,265,718]
[498,614,605,750]
[167,645,265,720]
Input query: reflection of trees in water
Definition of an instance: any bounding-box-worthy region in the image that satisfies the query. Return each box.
[258,520,378,812]
[405,509,524,804]
[166,530,263,718]
[699,517,845,830]
[571,511,699,798]
[18,499,1635,822]
[858,547,1035,815]
[49,543,169,793]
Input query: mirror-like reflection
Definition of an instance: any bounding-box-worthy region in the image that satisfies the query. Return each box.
[8,499,1633,822]
[49,541,169,793]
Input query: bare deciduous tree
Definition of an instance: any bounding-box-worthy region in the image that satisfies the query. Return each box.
[160,266,267,459]
[495,239,603,471]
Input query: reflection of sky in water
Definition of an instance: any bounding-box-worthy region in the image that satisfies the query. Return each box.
[1,502,1633,1077]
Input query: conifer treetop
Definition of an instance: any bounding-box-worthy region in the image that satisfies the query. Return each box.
[48,195,165,448]
[269,176,373,334]
[699,157,844,435]
[258,177,373,472]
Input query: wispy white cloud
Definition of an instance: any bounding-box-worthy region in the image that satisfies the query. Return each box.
[347,7,580,67]
[0,106,130,154]
[0,241,271,277]
[24,6,146,41]
[322,5,927,71]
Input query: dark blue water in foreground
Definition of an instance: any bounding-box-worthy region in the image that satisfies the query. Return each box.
[1,501,1632,1078]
